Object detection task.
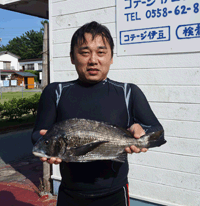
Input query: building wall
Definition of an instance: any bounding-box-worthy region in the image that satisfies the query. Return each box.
[16,76,24,86]
[0,53,20,70]
[34,63,38,71]
[0,61,3,70]
[49,0,200,205]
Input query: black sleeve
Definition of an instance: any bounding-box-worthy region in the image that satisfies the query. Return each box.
[31,83,58,145]
[131,84,163,133]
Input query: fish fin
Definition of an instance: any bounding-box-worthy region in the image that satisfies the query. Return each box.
[146,130,167,148]
[71,141,109,156]
[113,152,127,163]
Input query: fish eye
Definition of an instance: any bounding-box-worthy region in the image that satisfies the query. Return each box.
[45,140,50,145]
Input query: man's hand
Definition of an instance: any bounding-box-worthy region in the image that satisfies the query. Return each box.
[39,130,62,165]
[125,124,148,154]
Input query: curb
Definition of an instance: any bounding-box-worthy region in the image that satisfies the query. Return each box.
[0,122,34,134]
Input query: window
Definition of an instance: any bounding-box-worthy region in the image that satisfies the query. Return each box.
[25,64,34,70]
[3,61,11,69]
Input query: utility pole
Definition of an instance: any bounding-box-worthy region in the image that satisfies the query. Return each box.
[41,22,51,194]
[41,23,49,90]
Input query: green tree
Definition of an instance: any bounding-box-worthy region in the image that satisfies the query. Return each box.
[0,21,48,60]
[40,20,49,33]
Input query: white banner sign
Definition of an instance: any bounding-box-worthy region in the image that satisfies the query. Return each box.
[3,80,9,87]
[11,80,17,86]
[116,0,200,55]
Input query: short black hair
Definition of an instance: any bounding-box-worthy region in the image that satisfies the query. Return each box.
[70,21,114,59]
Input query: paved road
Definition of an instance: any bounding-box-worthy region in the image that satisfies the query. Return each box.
[0,129,33,165]
[0,129,57,206]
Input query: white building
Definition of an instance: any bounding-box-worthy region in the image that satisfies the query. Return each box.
[0,1,199,206]
[0,51,20,71]
[19,58,42,71]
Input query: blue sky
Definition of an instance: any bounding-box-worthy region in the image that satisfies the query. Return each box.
[0,8,45,46]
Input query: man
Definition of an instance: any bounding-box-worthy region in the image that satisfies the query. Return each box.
[32,21,163,206]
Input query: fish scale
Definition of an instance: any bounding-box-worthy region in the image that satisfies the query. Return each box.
[32,118,166,162]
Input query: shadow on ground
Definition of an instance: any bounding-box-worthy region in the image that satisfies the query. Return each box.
[0,129,43,190]
[0,190,35,206]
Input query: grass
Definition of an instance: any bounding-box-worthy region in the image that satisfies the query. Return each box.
[0,91,40,104]
[0,114,36,129]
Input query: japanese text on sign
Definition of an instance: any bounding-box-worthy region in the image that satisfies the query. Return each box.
[120,26,170,44]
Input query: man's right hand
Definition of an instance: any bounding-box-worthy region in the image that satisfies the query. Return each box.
[39,130,62,165]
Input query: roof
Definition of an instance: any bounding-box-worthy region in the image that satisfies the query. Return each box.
[0,0,48,19]
[1,73,10,76]
[0,69,15,73]
[0,51,21,59]
[14,72,37,77]
[19,58,42,63]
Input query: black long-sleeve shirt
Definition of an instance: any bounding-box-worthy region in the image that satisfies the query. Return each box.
[32,78,163,196]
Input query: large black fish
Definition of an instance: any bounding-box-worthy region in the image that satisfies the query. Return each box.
[32,118,166,162]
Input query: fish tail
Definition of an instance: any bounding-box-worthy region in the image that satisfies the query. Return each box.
[147,130,166,148]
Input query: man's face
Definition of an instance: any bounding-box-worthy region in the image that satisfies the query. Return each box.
[71,33,113,83]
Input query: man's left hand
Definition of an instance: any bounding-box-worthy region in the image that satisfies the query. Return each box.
[125,123,148,154]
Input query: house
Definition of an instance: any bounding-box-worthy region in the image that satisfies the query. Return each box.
[19,58,43,84]
[0,51,20,71]
[0,56,42,87]
[0,51,38,88]
[0,69,36,89]
[11,72,36,89]
[19,58,42,71]
[1,1,199,206]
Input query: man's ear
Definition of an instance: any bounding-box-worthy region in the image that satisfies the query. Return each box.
[70,52,75,65]
[110,57,113,64]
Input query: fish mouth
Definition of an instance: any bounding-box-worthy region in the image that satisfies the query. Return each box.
[32,151,51,159]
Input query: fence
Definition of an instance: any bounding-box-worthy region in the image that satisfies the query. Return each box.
[0,79,41,89]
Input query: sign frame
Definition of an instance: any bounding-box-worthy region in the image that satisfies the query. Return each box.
[116,0,200,56]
